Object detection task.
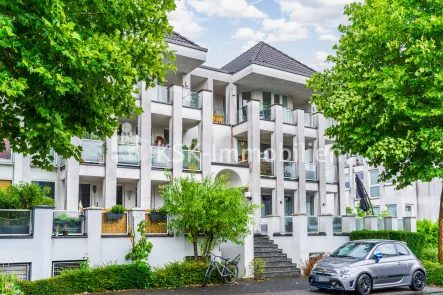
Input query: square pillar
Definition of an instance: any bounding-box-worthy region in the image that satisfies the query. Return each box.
[292,214,308,265]
[248,99,261,232]
[200,90,213,177]
[228,83,237,126]
[318,215,333,247]
[384,216,398,231]
[171,85,183,178]
[84,207,103,267]
[295,109,306,214]
[66,137,80,210]
[243,213,254,278]
[338,155,346,215]
[315,113,327,214]
[342,215,356,233]
[128,208,147,240]
[267,215,281,235]
[271,104,284,216]
[404,217,417,232]
[364,215,378,230]
[104,131,117,208]
[138,81,152,209]
[31,206,54,280]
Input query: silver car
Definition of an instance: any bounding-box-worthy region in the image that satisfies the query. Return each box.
[309,240,426,295]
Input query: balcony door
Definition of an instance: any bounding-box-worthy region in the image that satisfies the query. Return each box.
[284,196,293,216]
[116,185,124,206]
[79,184,91,208]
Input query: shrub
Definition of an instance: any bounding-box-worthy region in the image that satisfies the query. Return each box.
[249,258,266,281]
[301,254,328,276]
[0,183,54,209]
[150,260,221,288]
[417,219,438,249]
[126,220,153,263]
[53,213,80,223]
[350,230,425,258]
[110,205,126,214]
[18,263,152,295]
[422,261,443,286]
[1,274,24,295]
[420,248,438,263]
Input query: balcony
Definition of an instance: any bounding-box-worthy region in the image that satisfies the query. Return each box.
[0,140,13,162]
[118,144,140,166]
[306,163,317,181]
[213,109,226,124]
[151,147,172,169]
[280,216,293,233]
[182,90,200,109]
[260,158,274,177]
[283,161,297,180]
[325,118,336,128]
[259,104,271,121]
[0,209,32,235]
[333,216,342,233]
[283,108,295,124]
[183,150,201,171]
[152,85,170,104]
[237,106,248,124]
[304,113,315,128]
[326,166,337,183]
[81,139,105,164]
[307,216,319,233]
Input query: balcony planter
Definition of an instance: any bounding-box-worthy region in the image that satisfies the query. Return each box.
[0,225,29,235]
[105,213,125,220]
[149,212,166,222]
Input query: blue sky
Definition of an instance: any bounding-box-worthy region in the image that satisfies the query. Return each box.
[168,0,357,71]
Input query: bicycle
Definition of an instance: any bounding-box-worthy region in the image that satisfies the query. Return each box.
[201,252,240,287]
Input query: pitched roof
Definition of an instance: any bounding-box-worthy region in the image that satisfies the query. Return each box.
[221,42,316,77]
[165,32,208,52]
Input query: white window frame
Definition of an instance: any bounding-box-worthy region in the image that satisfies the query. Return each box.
[386,204,398,217]
[369,170,380,198]
[405,204,413,217]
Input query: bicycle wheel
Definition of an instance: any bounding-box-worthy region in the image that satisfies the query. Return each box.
[202,265,213,287]
[223,264,238,284]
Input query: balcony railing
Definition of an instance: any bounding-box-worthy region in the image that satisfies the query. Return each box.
[260,158,274,177]
[81,139,105,163]
[259,218,268,234]
[118,144,140,166]
[183,150,201,171]
[333,216,342,233]
[304,113,315,128]
[283,108,295,124]
[377,217,384,231]
[0,209,32,235]
[280,216,293,233]
[326,166,337,183]
[151,147,172,168]
[237,106,248,123]
[397,218,404,231]
[182,90,200,109]
[307,216,318,233]
[0,140,13,162]
[306,163,317,181]
[213,109,226,124]
[356,217,364,230]
[260,104,271,121]
[53,211,85,236]
[152,85,171,104]
[283,161,297,180]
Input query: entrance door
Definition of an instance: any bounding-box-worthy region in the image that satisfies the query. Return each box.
[116,185,124,206]
[79,184,91,208]
[261,195,272,217]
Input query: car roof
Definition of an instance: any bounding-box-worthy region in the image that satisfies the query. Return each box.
[352,239,405,244]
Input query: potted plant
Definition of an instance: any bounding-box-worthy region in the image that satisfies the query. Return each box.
[149,206,167,221]
[105,205,127,220]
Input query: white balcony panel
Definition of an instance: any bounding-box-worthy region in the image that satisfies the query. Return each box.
[326,184,339,193]
[306,182,319,191]
[182,107,201,122]
[259,120,274,133]
[282,124,297,135]
[151,170,169,182]
[0,165,13,180]
[31,167,57,182]
[305,128,317,139]
[283,180,298,190]
[232,122,248,137]
[260,178,276,189]
[79,165,105,177]
[116,167,140,180]
[152,102,172,116]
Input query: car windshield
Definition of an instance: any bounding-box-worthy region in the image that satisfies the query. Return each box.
[331,242,375,259]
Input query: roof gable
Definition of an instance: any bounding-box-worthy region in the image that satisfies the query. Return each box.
[166,32,208,52]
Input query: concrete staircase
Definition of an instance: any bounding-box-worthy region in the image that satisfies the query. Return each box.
[254,235,301,278]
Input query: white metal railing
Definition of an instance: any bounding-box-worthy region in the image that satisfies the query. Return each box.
[81,139,105,163]
[0,140,13,162]
[151,146,172,168]
[283,161,297,180]
[152,84,170,103]
[53,210,85,236]
[307,216,319,233]
[0,209,32,235]
[397,218,405,231]
[283,108,295,124]
[280,216,293,234]
[237,105,248,124]
[306,163,317,181]
[182,89,200,109]
[333,216,342,233]
[118,144,140,166]
[183,150,201,171]
[260,158,274,177]
[304,113,315,128]
[259,218,268,234]
[326,166,337,183]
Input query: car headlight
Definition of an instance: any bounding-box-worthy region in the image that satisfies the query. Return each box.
[340,266,350,274]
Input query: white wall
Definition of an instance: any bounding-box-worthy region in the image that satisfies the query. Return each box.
[212,125,233,163]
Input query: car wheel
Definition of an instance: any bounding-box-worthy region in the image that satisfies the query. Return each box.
[410,270,426,291]
[355,274,372,295]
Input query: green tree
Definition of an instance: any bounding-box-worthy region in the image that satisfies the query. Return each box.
[0,0,176,169]
[161,172,259,261]
[307,0,443,262]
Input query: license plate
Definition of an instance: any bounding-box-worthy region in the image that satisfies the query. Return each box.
[316,276,329,283]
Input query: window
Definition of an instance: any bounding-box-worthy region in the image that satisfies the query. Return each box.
[79,184,91,208]
[282,95,288,108]
[274,93,281,105]
[373,206,380,216]
[261,195,272,217]
[33,181,55,199]
[387,205,397,217]
[52,261,84,276]
[0,263,31,280]
[373,243,397,258]
[345,174,350,190]
[262,92,272,106]
[396,243,410,256]
[405,205,413,217]
[331,242,375,259]
[355,171,364,199]
[116,185,124,206]
[369,170,380,198]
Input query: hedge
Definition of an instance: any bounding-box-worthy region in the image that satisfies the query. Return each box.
[423,261,443,286]
[18,263,152,295]
[350,230,425,258]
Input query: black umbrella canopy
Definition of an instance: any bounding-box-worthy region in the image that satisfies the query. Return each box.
[356,174,371,213]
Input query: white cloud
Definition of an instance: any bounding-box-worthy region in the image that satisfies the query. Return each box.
[188,0,268,19]
[305,51,332,71]
[315,26,330,34]
[262,18,308,42]
[168,0,205,38]
[233,28,265,42]
[318,33,339,42]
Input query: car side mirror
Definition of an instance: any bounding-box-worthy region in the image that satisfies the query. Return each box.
[374,253,383,261]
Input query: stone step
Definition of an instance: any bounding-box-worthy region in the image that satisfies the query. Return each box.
[254,238,274,244]
[264,265,300,272]
[254,243,278,248]
[256,255,289,262]
[264,260,295,267]
[254,251,286,258]
[255,247,282,253]
[262,270,301,278]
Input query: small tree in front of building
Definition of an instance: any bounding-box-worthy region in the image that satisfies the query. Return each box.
[161,172,259,261]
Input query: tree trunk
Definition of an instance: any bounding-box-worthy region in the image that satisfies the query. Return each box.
[193,236,198,262]
[439,187,443,263]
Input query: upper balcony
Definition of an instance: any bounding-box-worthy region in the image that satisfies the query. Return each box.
[80,139,105,164]
[0,140,14,163]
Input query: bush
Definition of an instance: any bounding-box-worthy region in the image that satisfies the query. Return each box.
[301,253,328,276]
[150,260,221,288]
[0,183,54,209]
[249,258,266,281]
[350,230,425,258]
[110,205,126,214]
[420,248,438,263]
[417,219,438,249]
[1,274,24,295]
[423,261,443,286]
[18,263,152,295]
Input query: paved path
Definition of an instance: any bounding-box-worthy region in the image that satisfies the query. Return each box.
[104,278,443,295]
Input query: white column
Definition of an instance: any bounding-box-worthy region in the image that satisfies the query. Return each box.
[384,216,398,231]
[404,217,417,232]
[103,131,117,208]
[295,109,306,214]
[338,155,346,215]
[31,206,54,280]
[139,81,152,209]
[342,215,356,233]
[292,214,308,265]
[315,113,327,214]
[200,90,213,177]
[272,104,284,216]
[364,215,378,230]
[84,207,103,267]
[243,213,254,278]
[248,99,261,232]
[267,215,281,235]
[172,85,183,179]
[66,137,80,210]
[129,208,146,240]
[318,214,334,246]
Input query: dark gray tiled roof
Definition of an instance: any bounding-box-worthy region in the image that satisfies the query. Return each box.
[221,42,316,77]
[165,32,208,52]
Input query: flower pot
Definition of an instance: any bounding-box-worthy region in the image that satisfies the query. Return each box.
[149,212,166,221]
[105,213,124,220]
